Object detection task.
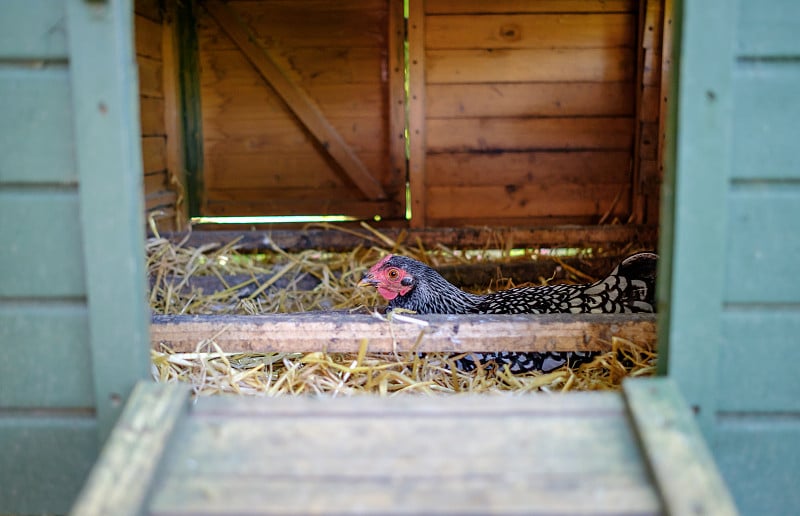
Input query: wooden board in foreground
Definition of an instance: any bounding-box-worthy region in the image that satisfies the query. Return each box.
[151,313,656,353]
[72,380,735,515]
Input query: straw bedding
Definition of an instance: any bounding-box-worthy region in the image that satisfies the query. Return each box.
[148,224,656,396]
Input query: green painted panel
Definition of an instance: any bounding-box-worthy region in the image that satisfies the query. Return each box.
[724,187,800,303]
[66,0,151,445]
[0,302,93,408]
[736,0,800,57]
[732,64,800,180]
[0,414,98,515]
[714,417,800,516]
[659,0,736,434]
[0,0,68,60]
[0,67,77,184]
[718,309,800,412]
[0,188,85,297]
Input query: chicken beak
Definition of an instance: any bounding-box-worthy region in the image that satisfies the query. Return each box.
[358,275,378,288]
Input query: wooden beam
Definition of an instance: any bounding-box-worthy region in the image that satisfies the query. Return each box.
[388,0,407,216]
[70,383,190,516]
[151,313,656,353]
[407,0,427,227]
[203,0,386,201]
[162,0,187,230]
[657,0,674,193]
[164,224,659,252]
[623,378,738,516]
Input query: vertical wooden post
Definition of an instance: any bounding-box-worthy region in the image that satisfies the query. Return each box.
[176,0,204,217]
[388,0,407,216]
[657,0,674,189]
[162,0,188,229]
[657,0,735,436]
[407,0,426,228]
[66,0,151,445]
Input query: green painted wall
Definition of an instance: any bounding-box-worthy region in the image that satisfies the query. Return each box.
[660,0,800,514]
[0,0,150,513]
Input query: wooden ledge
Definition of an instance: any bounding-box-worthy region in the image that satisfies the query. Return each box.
[151,313,656,353]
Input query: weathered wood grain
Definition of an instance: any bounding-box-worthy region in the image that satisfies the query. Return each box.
[426,151,631,187]
[135,13,162,60]
[427,82,635,118]
[408,0,427,227]
[204,198,398,218]
[137,55,163,98]
[427,47,635,83]
[426,183,630,220]
[425,0,637,14]
[141,136,167,174]
[203,0,386,201]
[427,117,635,153]
[624,379,738,516]
[145,392,660,515]
[70,383,190,516]
[426,13,636,49]
[151,313,656,353]
[139,97,166,136]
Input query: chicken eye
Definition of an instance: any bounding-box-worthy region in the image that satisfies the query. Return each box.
[387,268,400,280]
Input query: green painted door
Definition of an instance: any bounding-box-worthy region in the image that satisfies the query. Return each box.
[0,0,150,513]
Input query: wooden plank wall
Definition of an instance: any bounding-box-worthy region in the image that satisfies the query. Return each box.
[136,0,184,232]
[0,1,151,513]
[197,0,404,219]
[414,0,640,227]
[662,0,800,513]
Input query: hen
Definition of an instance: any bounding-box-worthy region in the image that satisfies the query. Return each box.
[359,253,658,373]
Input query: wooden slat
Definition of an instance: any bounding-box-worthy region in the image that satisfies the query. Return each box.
[656,0,673,198]
[426,13,636,49]
[718,309,800,412]
[166,225,659,252]
[427,117,634,153]
[714,415,800,515]
[0,68,76,184]
[148,393,660,515]
[143,170,168,195]
[427,47,635,83]
[135,13,162,60]
[387,0,407,208]
[0,188,85,297]
[640,85,660,122]
[151,313,656,353]
[0,302,93,408]
[140,97,166,136]
[0,414,97,515]
[426,0,637,14]
[71,383,190,516]
[427,183,630,220]
[134,0,162,22]
[203,117,387,154]
[223,0,388,50]
[642,48,660,85]
[0,0,67,60]
[204,197,398,218]
[203,1,386,201]
[426,151,631,187]
[427,82,634,118]
[736,0,800,57]
[203,82,384,119]
[724,188,800,304]
[624,378,738,516]
[66,0,152,444]
[408,0,427,227]
[161,2,186,229]
[205,154,384,190]
[732,65,800,180]
[138,55,164,98]
[639,121,658,159]
[142,136,167,174]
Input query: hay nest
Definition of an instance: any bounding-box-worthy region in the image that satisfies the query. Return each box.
[148,224,656,396]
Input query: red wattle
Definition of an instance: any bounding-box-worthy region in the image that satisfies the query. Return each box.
[377,287,399,300]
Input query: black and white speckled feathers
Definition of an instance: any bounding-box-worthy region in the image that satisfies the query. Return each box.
[360,253,658,373]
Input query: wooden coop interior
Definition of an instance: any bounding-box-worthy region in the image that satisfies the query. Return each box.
[137,0,669,245]
[12,0,800,514]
